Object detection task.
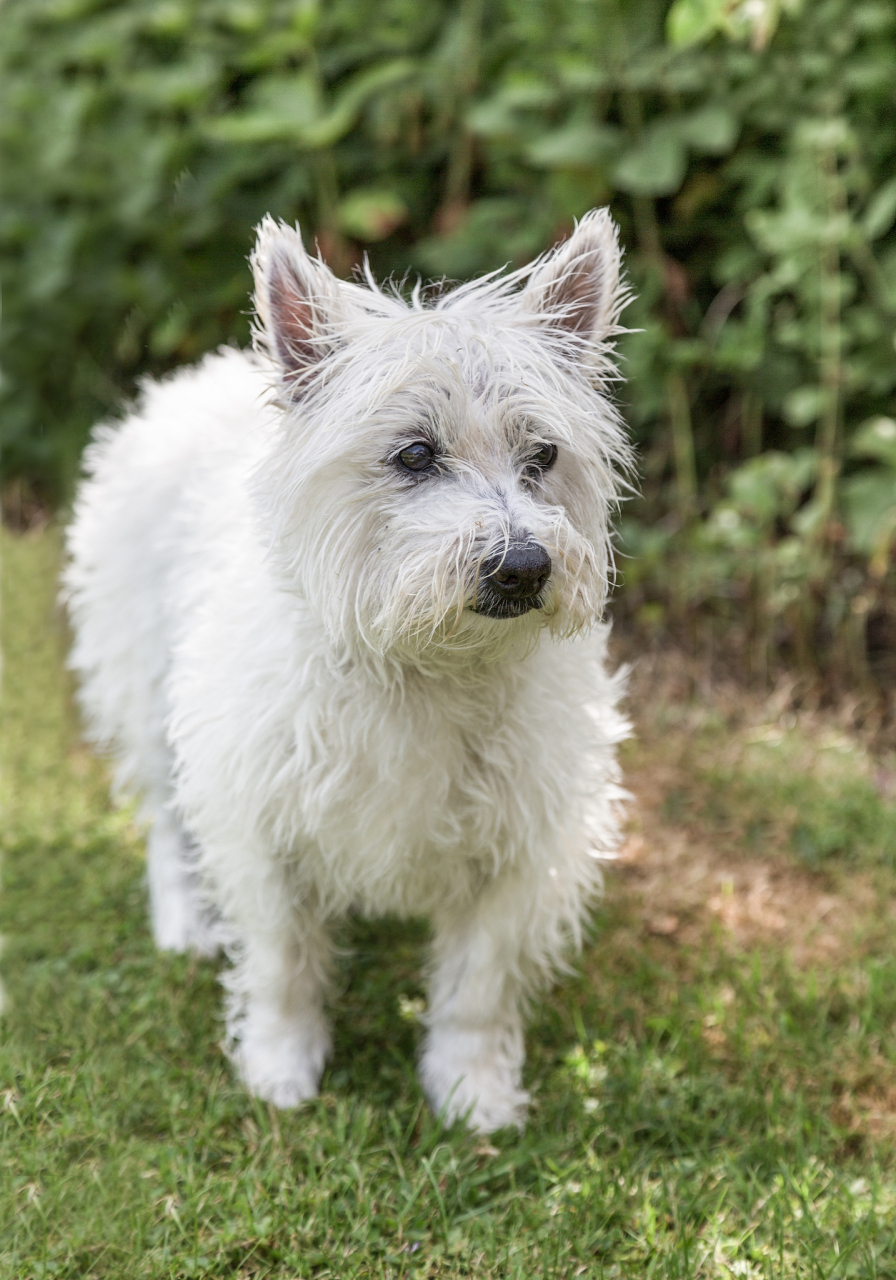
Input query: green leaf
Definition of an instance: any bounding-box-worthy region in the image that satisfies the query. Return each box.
[129,62,220,110]
[203,73,320,144]
[337,189,407,242]
[679,106,738,155]
[526,123,621,169]
[782,385,825,428]
[841,470,896,555]
[141,1,192,37]
[204,60,416,149]
[555,58,608,92]
[613,126,687,196]
[310,58,417,148]
[467,78,558,139]
[862,178,896,240]
[849,416,896,468]
[485,77,558,111]
[466,99,521,139]
[723,449,818,526]
[666,0,723,48]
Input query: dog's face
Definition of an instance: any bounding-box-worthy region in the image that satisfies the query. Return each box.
[251,213,631,661]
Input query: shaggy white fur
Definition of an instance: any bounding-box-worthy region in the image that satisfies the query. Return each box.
[64,210,632,1132]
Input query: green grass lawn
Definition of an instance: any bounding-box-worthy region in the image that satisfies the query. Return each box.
[3,526,896,1278]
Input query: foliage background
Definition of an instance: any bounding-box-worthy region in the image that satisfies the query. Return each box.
[4,0,896,679]
[6,9,896,1271]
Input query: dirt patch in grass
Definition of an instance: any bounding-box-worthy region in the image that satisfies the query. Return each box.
[614,792,887,967]
[609,650,896,967]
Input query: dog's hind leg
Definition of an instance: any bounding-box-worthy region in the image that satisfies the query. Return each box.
[222,886,334,1109]
[144,792,219,957]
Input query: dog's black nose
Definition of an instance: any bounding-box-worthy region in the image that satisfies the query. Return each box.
[481,543,552,601]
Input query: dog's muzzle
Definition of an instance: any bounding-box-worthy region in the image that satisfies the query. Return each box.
[473,542,552,619]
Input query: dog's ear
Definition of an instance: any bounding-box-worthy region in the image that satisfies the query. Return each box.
[522,209,626,347]
[251,217,342,390]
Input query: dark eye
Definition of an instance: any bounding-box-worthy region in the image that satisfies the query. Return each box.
[527,442,557,472]
[396,441,436,473]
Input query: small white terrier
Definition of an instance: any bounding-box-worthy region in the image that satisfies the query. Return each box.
[65,211,632,1132]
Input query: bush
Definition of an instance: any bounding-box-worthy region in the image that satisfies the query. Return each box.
[4,0,896,677]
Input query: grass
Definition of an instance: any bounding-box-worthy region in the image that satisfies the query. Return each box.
[3,526,896,1278]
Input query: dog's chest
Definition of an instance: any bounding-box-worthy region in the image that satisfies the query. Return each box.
[287,660,569,915]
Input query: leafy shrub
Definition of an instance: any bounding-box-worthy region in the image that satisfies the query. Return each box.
[4,0,896,678]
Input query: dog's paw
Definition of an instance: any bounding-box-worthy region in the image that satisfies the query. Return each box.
[233,1016,331,1110]
[434,1070,529,1133]
[240,1062,321,1109]
[420,1026,529,1133]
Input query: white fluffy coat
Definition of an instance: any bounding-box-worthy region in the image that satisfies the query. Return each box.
[64,211,632,1131]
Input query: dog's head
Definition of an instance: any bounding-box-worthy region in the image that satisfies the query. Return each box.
[251,212,632,663]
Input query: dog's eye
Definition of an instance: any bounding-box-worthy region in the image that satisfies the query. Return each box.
[397,442,436,473]
[527,443,557,472]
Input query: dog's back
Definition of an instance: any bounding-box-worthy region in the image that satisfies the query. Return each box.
[64,346,272,799]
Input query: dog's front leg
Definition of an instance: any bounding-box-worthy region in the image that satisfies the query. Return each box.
[420,866,569,1133]
[223,888,334,1110]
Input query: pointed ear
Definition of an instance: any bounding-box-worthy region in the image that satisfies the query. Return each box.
[251,216,341,389]
[522,209,626,346]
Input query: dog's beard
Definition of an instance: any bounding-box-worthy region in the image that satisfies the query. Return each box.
[350,554,603,665]
[274,486,610,663]
[384,605,548,667]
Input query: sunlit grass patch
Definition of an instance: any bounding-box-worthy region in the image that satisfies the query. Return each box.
[692,718,896,872]
[629,680,896,868]
[3,527,896,1277]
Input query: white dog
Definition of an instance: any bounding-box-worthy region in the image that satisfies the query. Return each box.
[64,211,631,1132]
